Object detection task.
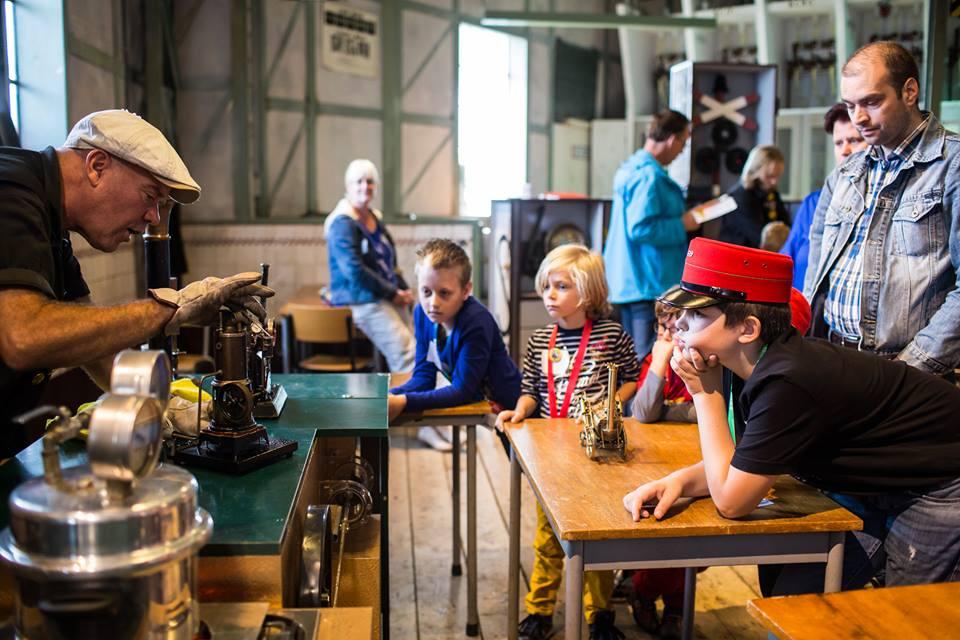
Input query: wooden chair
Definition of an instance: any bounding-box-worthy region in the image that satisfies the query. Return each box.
[285,303,372,372]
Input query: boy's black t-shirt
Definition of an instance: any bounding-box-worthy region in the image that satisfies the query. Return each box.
[729,329,960,495]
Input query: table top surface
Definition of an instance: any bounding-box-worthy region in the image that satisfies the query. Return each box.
[0,373,388,556]
[747,582,960,640]
[389,372,494,421]
[505,419,862,541]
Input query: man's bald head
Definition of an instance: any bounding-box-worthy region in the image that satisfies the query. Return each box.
[842,41,919,99]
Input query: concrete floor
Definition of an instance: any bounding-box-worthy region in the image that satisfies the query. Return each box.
[388,425,769,639]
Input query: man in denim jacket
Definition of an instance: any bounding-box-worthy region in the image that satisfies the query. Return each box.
[804,42,960,376]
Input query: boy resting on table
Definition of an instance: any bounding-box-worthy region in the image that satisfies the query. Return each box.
[627,284,812,638]
[496,244,640,640]
[623,237,960,597]
[389,239,521,453]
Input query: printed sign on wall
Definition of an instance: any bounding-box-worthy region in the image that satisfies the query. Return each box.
[321,2,379,78]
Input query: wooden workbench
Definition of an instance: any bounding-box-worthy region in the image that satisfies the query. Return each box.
[747,581,960,639]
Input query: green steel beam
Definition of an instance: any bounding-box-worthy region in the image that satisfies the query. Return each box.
[161,5,181,93]
[401,130,451,202]
[175,0,206,47]
[265,97,382,120]
[254,0,268,217]
[401,111,452,126]
[305,0,317,216]
[481,11,716,30]
[111,0,125,106]
[66,34,114,72]
[401,0,453,20]
[382,0,402,216]
[268,120,307,212]
[402,21,454,96]
[230,0,251,220]
[265,2,302,93]
[144,0,166,131]
[451,0,460,216]
[922,0,947,116]
[179,77,231,91]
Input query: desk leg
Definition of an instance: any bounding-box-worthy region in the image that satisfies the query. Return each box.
[380,435,390,640]
[508,449,521,640]
[564,541,584,640]
[681,566,697,640]
[825,531,845,593]
[452,425,462,577]
[466,425,479,636]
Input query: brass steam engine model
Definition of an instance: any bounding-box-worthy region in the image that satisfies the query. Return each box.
[578,363,627,460]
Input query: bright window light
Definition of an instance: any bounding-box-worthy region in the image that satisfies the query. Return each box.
[457,23,527,217]
[4,0,18,131]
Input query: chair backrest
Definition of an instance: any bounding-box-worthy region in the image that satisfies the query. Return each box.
[286,304,353,344]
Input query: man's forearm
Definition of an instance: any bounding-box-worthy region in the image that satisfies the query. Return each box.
[0,289,173,371]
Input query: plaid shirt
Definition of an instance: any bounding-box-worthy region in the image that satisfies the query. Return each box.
[825,116,931,340]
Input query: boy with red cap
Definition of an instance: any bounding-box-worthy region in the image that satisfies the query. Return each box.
[623,238,960,596]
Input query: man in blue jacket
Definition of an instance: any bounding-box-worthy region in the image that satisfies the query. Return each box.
[603,110,699,359]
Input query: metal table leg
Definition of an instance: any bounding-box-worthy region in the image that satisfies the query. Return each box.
[452,425,462,576]
[508,449,521,640]
[466,425,479,636]
[564,541,584,640]
[825,531,845,592]
[380,435,390,640]
[681,566,697,640]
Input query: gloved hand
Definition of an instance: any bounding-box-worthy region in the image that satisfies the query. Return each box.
[149,272,274,335]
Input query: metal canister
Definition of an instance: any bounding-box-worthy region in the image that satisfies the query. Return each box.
[0,462,212,639]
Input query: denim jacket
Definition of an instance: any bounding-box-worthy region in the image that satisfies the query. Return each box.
[324,198,406,306]
[804,113,960,374]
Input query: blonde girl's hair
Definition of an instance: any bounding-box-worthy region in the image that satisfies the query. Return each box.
[740,144,784,189]
[534,244,612,320]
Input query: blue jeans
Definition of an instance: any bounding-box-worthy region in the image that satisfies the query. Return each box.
[759,476,960,596]
[615,301,656,361]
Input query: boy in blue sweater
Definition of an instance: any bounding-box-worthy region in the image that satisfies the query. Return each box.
[389,239,521,451]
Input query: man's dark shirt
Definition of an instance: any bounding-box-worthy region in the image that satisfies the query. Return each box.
[728,329,960,495]
[0,146,89,441]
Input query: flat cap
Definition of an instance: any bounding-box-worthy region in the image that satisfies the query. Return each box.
[64,109,200,204]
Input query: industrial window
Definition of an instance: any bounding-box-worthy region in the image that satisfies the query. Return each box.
[0,0,20,144]
[457,23,527,217]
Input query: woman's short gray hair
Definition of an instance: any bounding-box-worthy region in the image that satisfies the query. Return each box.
[740,145,784,188]
[344,159,379,188]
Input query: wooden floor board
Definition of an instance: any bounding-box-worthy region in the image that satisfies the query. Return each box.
[389,426,769,639]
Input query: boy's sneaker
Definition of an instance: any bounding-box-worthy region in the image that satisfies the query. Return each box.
[629,595,660,634]
[658,610,683,640]
[518,613,553,640]
[588,610,625,640]
[417,426,452,451]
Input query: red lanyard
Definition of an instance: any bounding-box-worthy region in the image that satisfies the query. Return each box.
[547,319,593,418]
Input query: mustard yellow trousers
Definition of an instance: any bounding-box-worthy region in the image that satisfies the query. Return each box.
[524,502,613,623]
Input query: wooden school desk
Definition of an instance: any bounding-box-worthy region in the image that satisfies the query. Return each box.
[504,419,863,640]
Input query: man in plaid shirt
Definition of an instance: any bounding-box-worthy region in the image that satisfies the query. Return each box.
[804,41,960,377]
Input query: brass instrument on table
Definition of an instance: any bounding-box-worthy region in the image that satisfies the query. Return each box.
[578,363,626,461]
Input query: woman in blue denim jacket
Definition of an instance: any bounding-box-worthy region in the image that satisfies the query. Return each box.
[323,159,415,373]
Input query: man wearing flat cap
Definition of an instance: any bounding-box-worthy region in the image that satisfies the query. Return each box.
[623,238,960,597]
[0,109,271,452]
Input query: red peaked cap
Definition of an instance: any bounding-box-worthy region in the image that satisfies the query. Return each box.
[673,238,794,305]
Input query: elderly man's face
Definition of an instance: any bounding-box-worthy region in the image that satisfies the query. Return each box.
[841,62,919,151]
[79,153,169,252]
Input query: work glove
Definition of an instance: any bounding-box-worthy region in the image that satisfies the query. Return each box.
[149,272,274,336]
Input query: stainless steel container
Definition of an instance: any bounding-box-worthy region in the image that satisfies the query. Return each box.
[0,351,212,640]
[0,463,212,639]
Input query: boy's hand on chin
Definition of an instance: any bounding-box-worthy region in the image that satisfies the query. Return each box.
[670,346,721,395]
